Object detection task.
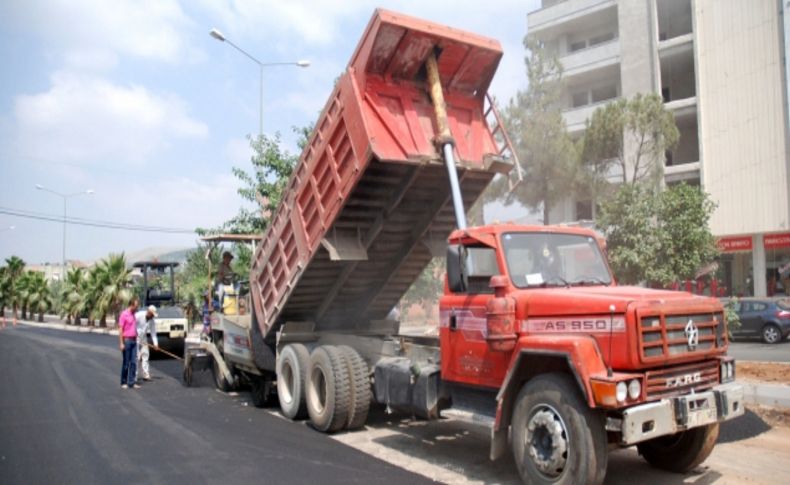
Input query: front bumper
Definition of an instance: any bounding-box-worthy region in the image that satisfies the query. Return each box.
[615,382,744,445]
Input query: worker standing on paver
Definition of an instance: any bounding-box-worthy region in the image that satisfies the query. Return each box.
[136,305,159,382]
[215,251,234,309]
[118,298,140,389]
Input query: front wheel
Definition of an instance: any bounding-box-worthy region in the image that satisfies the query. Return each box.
[762,324,782,344]
[511,373,608,485]
[637,423,719,473]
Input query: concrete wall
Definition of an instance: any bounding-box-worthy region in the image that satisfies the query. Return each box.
[696,0,790,235]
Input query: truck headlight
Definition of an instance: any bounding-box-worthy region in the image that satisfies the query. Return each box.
[616,381,627,402]
[628,379,641,400]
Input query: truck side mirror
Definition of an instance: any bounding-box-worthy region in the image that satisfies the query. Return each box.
[447,244,468,293]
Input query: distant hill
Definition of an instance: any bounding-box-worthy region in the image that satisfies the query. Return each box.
[124,246,193,267]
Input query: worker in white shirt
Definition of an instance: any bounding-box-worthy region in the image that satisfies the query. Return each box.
[135,305,160,382]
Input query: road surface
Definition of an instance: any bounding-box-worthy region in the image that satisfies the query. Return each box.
[2,324,789,484]
[729,339,790,363]
[0,325,431,485]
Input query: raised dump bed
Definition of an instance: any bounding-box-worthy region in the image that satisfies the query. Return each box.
[249,9,512,342]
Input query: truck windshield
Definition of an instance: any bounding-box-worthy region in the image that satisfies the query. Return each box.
[502,232,612,288]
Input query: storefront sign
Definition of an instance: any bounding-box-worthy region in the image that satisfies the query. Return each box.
[765,233,790,249]
[717,236,753,253]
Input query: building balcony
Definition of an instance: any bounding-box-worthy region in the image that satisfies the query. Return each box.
[665,96,697,120]
[561,39,620,79]
[664,161,700,184]
[528,0,616,36]
[658,33,693,60]
[562,98,617,134]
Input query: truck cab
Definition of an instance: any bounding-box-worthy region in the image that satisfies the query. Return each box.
[442,224,742,482]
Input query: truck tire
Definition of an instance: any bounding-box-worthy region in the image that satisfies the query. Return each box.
[306,345,351,433]
[250,375,275,408]
[637,423,719,473]
[338,345,371,430]
[277,343,311,419]
[511,373,607,485]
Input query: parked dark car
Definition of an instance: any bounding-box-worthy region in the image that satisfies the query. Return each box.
[722,297,790,343]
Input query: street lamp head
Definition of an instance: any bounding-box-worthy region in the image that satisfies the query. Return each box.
[9,226,14,230]
[35,184,44,190]
[296,60,311,67]
[210,28,226,42]
[86,189,95,195]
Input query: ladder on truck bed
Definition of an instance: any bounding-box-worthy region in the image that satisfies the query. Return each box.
[484,93,523,191]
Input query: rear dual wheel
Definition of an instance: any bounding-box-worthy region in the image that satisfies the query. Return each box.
[305,345,371,433]
[277,343,311,419]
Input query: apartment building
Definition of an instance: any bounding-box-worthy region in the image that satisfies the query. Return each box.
[527,0,790,298]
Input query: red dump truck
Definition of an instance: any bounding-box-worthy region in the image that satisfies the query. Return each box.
[201,9,744,484]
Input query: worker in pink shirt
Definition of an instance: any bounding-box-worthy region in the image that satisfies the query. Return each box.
[118,298,141,389]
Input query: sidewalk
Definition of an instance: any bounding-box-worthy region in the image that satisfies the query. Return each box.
[2,313,119,336]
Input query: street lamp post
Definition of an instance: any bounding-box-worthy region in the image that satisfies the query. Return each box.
[35,185,94,281]
[209,28,310,137]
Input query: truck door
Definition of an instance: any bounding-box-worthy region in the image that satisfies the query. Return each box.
[440,245,511,388]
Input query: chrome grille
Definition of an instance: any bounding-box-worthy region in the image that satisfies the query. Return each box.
[639,312,724,361]
[645,360,719,400]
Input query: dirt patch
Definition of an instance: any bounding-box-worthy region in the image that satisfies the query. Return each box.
[747,404,790,428]
[737,361,790,384]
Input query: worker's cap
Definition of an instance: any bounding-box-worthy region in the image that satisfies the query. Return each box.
[222,251,233,260]
[147,305,158,317]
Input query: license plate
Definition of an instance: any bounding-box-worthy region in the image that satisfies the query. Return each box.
[686,405,717,428]
[170,331,185,339]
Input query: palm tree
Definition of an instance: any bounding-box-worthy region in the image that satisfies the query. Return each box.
[16,271,33,321]
[0,267,11,324]
[60,267,84,325]
[94,254,132,327]
[83,265,105,326]
[4,256,25,320]
[26,272,53,322]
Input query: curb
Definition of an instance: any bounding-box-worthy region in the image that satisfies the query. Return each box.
[741,382,790,408]
[11,318,118,336]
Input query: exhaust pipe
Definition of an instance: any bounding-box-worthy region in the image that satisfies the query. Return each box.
[426,51,467,230]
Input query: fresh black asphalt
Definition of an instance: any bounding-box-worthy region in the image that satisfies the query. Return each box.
[0,326,434,485]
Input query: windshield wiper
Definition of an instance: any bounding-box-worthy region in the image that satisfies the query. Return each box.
[569,276,609,286]
[539,276,570,288]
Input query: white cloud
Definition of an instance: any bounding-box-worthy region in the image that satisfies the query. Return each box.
[1,0,204,67]
[12,70,208,165]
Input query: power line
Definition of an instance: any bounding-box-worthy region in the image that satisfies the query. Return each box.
[0,207,197,234]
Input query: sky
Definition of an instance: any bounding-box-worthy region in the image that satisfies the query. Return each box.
[0,0,539,265]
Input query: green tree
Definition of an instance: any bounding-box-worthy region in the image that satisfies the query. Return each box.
[60,267,85,325]
[16,271,33,320]
[492,37,577,224]
[581,93,679,188]
[0,267,11,320]
[400,258,445,322]
[206,131,300,235]
[4,256,25,319]
[596,183,718,286]
[94,253,132,327]
[26,272,53,322]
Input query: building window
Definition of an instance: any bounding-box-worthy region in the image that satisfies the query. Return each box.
[591,85,617,103]
[589,32,615,46]
[575,200,593,220]
[572,92,588,108]
[765,233,790,296]
[569,40,587,52]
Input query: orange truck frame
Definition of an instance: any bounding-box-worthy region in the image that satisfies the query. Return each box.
[206,10,743,484]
